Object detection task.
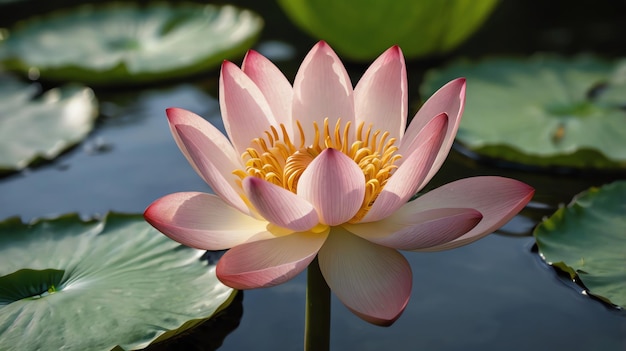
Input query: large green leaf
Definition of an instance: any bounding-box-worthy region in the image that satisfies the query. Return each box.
[0,213,235,350]
[534,181,626,308]
[0,74,98,173]
[421,55,626,169]
[0,3,262,85]
[277,0,497,61]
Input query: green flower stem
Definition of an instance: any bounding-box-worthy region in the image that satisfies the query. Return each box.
[304,256,330,351]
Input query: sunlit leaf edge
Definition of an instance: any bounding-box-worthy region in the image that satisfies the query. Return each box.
[533,181,626,308]
[459,143,626,171]
[0,77,99,174]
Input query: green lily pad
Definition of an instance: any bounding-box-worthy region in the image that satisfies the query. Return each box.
[0,3,262,85]
[277,0,497,61]
[421,55,626,170]
[0,74,98,173]
[0,213,235,350]
[534,181,626,308]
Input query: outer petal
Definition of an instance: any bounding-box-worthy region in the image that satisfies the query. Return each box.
[343,208,482,250]
[354,45,407,140]
[144,192,272,250]
[242,176,319,232]
[217,229,329,289]
[175,125,249,214]
[242,50,294,131]
[405,176,535,252]
[220,61,278,154]
[361,113,447,222]
[292,41,355,145]
[400,78,466,185]
[298,148,365,226]
[166,108,241,180]
[318,227,411,326]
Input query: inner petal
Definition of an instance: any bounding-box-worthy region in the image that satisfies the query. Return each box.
[233,119,403,223]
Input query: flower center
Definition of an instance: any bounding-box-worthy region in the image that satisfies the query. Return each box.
[233,119,402,223]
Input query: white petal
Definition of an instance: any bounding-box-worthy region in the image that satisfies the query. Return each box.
[144,192,272,250]
[318,227,411,326]
[361,113,447,222]
[220,61,278,154]
[166,107,240,180]
[405,176,535,251]
[400,78,466,185]
[175,124,250,214]
[217,229,329,289]
[242,50,294,131]
[343,208,481,250]
[298,148,365,226]
[354,45,407,140]
[242,176,319,232]
[292,41,355,146]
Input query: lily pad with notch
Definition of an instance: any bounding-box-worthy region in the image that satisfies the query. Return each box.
[421,55,626,170]
[534,180,626,308]
[0,212,235,351]
[0,3,263,85]
[0,74,98,174]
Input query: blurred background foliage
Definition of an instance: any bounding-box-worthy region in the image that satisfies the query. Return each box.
[3,0,626,64]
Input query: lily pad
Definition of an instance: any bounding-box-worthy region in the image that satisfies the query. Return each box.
[277,0,498,61]
[0,213,235,350]
[0,74,98,173]
[421,55,626,169]
[0,3,262,85]
[534,181,626,308]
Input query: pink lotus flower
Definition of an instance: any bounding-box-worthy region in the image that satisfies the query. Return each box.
[144,41,534,326]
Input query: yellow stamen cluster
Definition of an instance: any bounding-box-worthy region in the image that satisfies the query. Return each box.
[233,118,402,223]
